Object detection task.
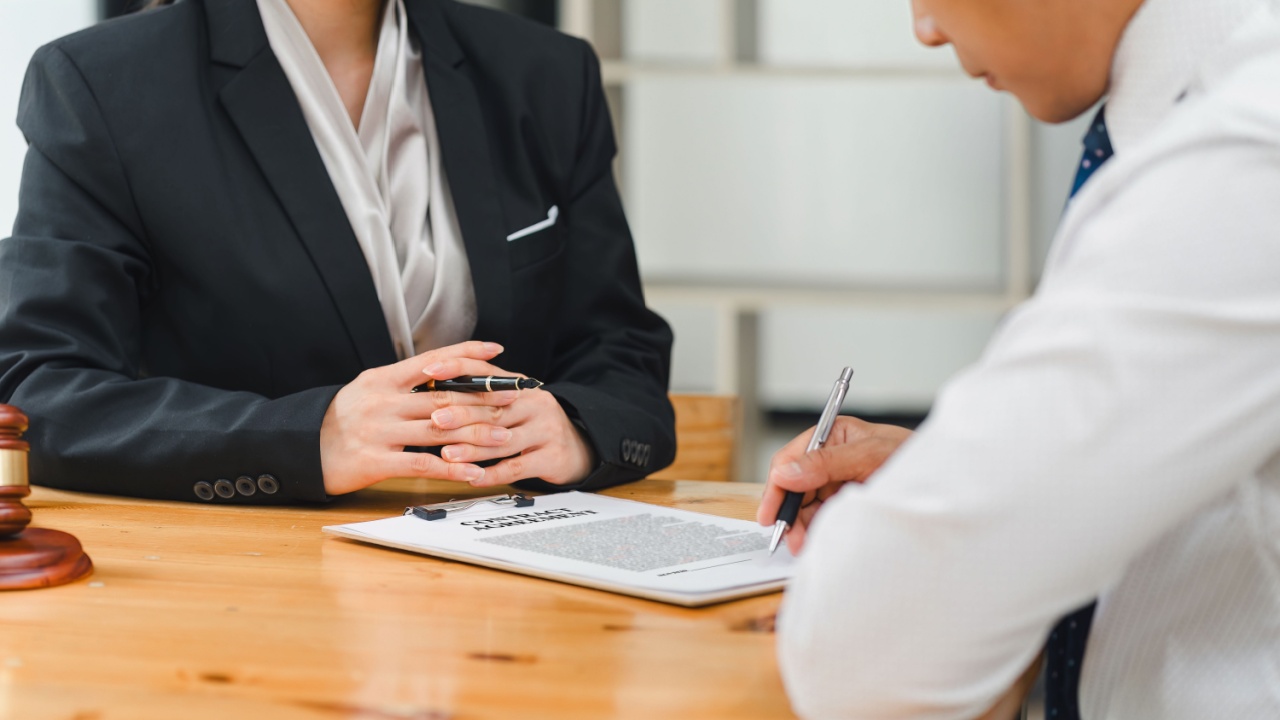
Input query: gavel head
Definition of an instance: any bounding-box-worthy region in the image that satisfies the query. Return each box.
[0,404,32,538]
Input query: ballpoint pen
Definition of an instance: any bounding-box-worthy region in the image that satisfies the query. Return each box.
[769,366,854,556]
[411,375,544,393]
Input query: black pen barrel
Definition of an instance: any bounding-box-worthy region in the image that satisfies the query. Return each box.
[777,490,804,527]
[411,376,544,393]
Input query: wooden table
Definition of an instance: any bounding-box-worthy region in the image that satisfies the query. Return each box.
[1,479,794,720]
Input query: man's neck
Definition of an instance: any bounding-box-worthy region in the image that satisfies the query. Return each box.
[282,0,387,128]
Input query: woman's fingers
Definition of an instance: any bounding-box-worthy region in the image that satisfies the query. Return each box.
[436,390,593,488]
[320,342,517,496]
[398,390,519,419]
[382,449,486,483]
[468,430,593,488]
[469,450,541,488]
[430,398,540,430]
[437,402,538,462]
[421,357,518,382]
[385,341,504,387]
[387,419,513,449]
[441,433,522,463]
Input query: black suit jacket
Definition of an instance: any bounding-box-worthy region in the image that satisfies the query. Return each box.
[0,0,674,503]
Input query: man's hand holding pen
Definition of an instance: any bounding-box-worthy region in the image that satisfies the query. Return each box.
[757,417,913,555]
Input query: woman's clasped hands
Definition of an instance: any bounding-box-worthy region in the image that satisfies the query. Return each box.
[320,341,594,496]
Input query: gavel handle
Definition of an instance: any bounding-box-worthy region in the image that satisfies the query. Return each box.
[0,485,32,538]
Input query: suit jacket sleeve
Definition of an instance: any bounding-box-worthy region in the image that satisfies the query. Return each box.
[0,45,334,504]
[518,40,676,493]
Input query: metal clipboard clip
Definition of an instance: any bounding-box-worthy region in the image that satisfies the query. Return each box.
[404,493,535,521]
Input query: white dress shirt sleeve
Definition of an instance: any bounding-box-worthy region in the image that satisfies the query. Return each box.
[777,135,1280,718]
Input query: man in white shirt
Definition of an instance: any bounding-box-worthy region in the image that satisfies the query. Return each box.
[758,0,1280,717]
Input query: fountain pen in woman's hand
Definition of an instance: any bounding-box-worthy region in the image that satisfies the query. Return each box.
[412,376,544,394]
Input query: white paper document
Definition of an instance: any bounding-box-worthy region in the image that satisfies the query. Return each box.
[323,491,795,606]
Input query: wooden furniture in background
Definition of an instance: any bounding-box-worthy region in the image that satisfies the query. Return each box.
[651,393,739,482]
[0,404,92,590]
[9,477,790,719]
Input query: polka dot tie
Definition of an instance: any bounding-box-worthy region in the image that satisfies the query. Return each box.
[1044,105,1112,720]
[1044,603,1096,719]
[1070,106,1114,198]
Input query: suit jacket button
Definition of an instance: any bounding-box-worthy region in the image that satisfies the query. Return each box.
[257,474,280,495]
[213,479,236,499]
[235,476,257,497]
[193,481,215,501]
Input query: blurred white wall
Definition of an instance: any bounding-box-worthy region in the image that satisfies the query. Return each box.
[757,0,952,69]
[623,0,723,64]
[627,75,1006,290]
[0,0,97,235]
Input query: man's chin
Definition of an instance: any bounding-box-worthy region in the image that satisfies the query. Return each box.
[1018,92,1105,125]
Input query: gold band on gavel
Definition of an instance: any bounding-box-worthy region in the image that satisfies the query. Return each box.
[0,448,28,488]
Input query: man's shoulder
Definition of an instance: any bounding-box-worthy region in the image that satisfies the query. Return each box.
[1195,8,1280,143]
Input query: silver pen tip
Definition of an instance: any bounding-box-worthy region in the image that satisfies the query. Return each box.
[768,520,787,556]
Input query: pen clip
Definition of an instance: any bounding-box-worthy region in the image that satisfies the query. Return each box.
[404,493,535,521]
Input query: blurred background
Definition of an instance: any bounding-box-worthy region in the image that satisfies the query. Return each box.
[0,0,1093,482]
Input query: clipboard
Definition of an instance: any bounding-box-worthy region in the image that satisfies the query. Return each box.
[323,491,794,607]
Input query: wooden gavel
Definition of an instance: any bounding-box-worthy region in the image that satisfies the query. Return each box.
[0,404,93,589]
[0,404,33,536]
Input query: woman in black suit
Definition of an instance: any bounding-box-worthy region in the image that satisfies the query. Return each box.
[0,0,674,503]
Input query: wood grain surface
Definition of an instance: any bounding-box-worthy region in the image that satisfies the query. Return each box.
[1,478,793,720]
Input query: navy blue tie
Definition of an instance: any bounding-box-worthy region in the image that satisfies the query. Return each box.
[1043,106,1112,720]
[1070,107,1114,197]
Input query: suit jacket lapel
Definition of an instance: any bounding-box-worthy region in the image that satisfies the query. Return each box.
[203,0,397,370]
[405,0,513,346]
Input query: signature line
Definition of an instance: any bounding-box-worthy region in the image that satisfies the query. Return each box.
[685,559,752,573]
